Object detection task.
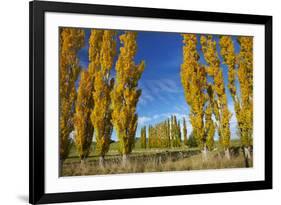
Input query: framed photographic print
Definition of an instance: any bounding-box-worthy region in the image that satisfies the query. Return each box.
[29,0,272,204]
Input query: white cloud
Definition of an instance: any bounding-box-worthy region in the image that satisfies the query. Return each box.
[139,112,189,125]
[153,114,160,119]
[138,116,152,125]
[138,77,183,107]
[146,78,181,94]
[154,79,180,93]
[174,104,188,113]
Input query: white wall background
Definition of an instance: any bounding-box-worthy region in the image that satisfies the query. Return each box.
[0,0,279,204]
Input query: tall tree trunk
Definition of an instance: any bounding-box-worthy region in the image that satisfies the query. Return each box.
[202,144,208,162]
[99,156,105,168]
[80,159,85,166]
[244,146,251,160]
[225,148,231,160]
[80,159,86,174]
[242,146,250,168]
[122,154,128,167]
[59,159,64,177]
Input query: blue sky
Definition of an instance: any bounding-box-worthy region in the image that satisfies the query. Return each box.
[77,28,240,141]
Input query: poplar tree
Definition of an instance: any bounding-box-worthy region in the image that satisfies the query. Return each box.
[157,124,162,148]
[153,126,156,148]
[167,119,171,147]
[201,35,231,159]
[180,34,208,160]
[205,100,215,150]
[90,30,116,167]
[59,28,85,166]
[111,31,145,165]
[162,121,169,148]
[171,115,176,147]
[155,123,160,148]
[220,36,253,165]
[183,117,188,146]
[146,117,178,148]
[177,120,182,146]
[74,71,94,164]
[237,36,253,152]
[187,131,198,148]
[141,126,147,149]
[170,116,181,147]
[205,85,217,151]
[148,125,152,148]
[165,120,170,148]
[149,125,155,148]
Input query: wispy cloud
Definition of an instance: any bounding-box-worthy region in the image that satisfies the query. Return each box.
[138,116,152,125]
[138,77,183,107]
[174,104,188,113]
[138,112,189,126]
[146,78,181,94]
[139,89,155,105]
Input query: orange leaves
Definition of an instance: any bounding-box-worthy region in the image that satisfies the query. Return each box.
[200,35,220,68]
[148,117,173,148]
[220,36,237,99]
[183,117,188,146]
[201,35,231,149]
[74,70,94,160]
[205,103,215,150]
[100,31,117,71]
[90,29,116,157]
[59,28,85,160]
[181,34,204,109]
[181,34,208,149]
[237,36,253,146]
[111,31,145,155]
[140,126,147,149]
[220,35,253,146]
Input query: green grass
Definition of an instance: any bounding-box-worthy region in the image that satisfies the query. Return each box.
[67,138,241,159]
[62,139,251,176]
[65,142,198,163]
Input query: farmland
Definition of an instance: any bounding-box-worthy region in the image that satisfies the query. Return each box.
[61,139,252,176]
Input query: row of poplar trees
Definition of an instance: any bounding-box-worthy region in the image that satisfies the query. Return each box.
[140,115,188,149]
[59,28,145,169]
[180,34,253,163]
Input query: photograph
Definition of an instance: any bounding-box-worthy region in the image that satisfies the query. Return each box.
[59,27,253,176]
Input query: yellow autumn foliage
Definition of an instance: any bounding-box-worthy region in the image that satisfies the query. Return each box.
[237,36,253,146]
[201,35,231,150]
[180,34,208,149]
[111,31,145,157]
[205,101,215,150]
[140,126,147,149]
[74,70,94,160]
[183,117,188,146]
[220,36,253,147]
[90,30,116,158]
[59,28,85,160]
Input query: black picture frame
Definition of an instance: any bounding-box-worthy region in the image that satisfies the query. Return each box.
[29,0,272,204]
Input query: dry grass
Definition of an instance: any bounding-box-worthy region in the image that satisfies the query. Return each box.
[62,150,252,176]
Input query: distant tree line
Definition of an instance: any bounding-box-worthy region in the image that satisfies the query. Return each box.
[140,115,190,149]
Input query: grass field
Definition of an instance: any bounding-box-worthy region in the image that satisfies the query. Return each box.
[61,139,252,176]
